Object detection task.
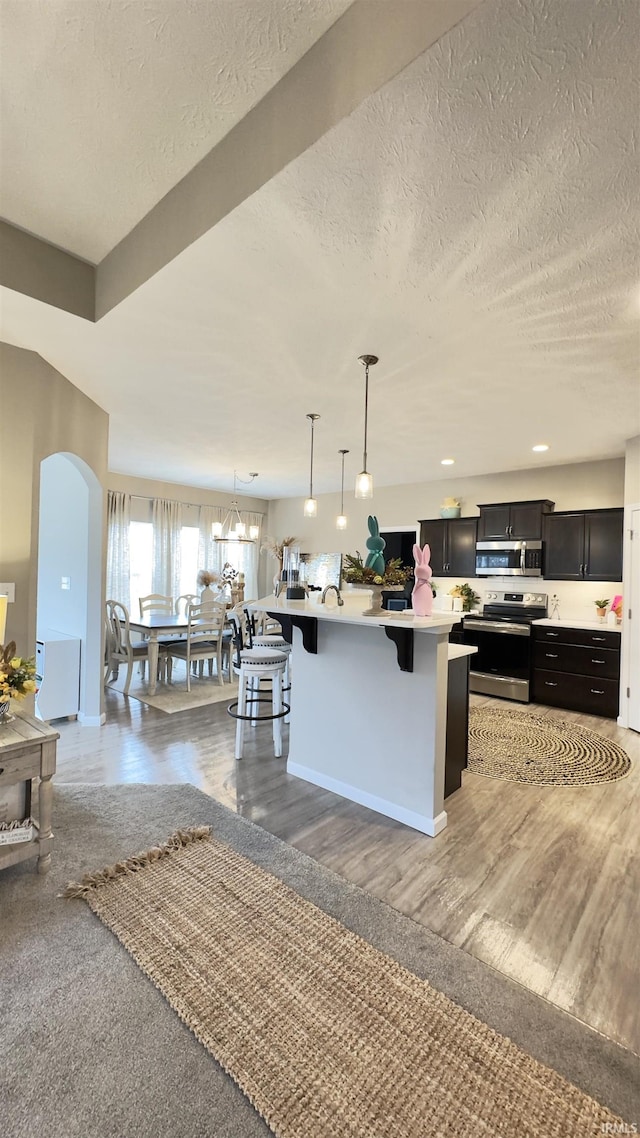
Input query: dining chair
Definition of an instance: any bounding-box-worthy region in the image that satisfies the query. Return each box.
[139,594,174,618]
[104,600,169,695]
[175,594,198,618]
[165,601,227,691]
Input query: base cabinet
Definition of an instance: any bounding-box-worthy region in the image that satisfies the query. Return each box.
[532,626,620,718]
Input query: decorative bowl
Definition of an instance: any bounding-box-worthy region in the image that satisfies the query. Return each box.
[440,507,461,519]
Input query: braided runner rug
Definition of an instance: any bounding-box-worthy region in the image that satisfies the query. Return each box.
[469,706,631,786]
[66,828,627,1138]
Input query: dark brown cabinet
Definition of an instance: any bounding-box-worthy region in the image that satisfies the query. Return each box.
[532,625,620,718]
[477,500,554,540]
[419,516,477,577]
[543,509,623,581]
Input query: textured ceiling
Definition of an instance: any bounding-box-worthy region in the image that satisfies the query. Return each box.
[0,0,350,261]
[1,0,639,499]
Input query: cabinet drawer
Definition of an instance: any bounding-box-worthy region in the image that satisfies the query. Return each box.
[0,746,42,786]
[532,669,619,718]
[533,643,620,680]
[534,626,620,650]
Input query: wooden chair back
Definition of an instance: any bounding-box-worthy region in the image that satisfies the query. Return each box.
[139,594,173,618]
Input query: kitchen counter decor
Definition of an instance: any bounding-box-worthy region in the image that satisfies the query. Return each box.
[469,706,631,786]
[343,520,410,615]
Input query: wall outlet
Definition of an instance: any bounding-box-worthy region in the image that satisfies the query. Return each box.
[0,583,15,602]
[61,577,71,591]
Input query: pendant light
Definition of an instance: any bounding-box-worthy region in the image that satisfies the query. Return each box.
[303,413,320,518]
[336,449,349,530]
[211,471,259,542]
[355,354,377,499]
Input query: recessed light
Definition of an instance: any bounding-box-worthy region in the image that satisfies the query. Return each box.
[441,458,455,465]
[532,444,549,452]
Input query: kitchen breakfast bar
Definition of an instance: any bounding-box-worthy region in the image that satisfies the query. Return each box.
[252,595,474,836]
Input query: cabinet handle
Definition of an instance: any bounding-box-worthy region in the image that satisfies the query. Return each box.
[546,632,559,638]
[591,659,605,664]
[591,637,606,642]
[591,689,605,695]
[545,653,558,658]
[544,682,558,687]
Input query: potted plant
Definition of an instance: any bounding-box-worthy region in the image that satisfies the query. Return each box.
[0,641,37,722]
[450,583,480,612]
[594,598,610,621]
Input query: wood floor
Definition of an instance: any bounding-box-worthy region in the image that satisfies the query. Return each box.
[53,686,640,1056]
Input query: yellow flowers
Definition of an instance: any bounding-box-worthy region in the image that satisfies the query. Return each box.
[0,642,37,701]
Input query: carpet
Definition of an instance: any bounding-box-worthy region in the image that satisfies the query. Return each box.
[108,662,238,714]
[2,785,638,1138]
[65,826,630,1138]
[469,706,632,786]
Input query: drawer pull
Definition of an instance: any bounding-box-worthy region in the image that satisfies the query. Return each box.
[591,659,605,664]
[545,653,558,658]
[591,637,606,642]
[591,689,605,695]
[546,632,559,638]
[545,682,558,687]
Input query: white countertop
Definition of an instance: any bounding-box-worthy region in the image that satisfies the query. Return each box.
[448,644,478,660]
[533,617,621,634]
[254,595,459,635]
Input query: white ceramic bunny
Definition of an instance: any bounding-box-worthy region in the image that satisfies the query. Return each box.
[412,543,433,617]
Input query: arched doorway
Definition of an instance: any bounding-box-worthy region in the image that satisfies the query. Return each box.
[37,453,104,725]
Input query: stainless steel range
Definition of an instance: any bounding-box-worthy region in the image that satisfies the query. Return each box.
[462,590,548,703]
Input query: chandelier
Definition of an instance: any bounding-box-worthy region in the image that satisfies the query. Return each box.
[212,471,260,543]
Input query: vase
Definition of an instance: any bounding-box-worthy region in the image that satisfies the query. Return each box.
[0,700,12,723]
[350,583,404,616]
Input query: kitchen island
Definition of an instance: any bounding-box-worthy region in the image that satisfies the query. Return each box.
[251,594,469,836]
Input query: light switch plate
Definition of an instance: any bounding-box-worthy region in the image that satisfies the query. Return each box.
[61,577,71,590]
[0,583,15,602]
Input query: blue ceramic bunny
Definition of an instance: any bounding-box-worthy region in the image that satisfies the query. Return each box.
[364,515,386,576]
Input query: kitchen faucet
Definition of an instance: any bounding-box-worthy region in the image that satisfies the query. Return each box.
[320,584,344,606]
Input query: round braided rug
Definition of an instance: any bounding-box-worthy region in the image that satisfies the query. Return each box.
[468,706,631,786]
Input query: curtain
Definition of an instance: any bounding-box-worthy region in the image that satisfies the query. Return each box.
[198,508,263,601]
[106,490,131,611]
[152,498,182,598]
[197,506,226,586]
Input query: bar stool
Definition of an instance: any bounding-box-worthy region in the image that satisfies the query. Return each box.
[245,607,292,719]
[226,614,289,759]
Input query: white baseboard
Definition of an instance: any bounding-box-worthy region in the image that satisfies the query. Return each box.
[77,712,106,726]
[287,761,447,837]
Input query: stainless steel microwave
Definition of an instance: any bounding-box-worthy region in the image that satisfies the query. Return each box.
[475,540,543,577]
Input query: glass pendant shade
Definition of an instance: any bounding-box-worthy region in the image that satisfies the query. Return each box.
[355,470,374,499]
[304,497,318,518]
[336,514,347,530]
[235,521,246,537]
[249,525,260,541]
[211,521,223,538]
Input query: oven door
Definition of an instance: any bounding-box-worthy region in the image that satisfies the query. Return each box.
[462,618,532,702]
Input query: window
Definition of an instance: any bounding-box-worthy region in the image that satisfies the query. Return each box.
[129,522,199,613]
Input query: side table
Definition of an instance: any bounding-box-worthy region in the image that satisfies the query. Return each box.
[0,710,58,874]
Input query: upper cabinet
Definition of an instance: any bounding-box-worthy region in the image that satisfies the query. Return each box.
[419,516,478,577]
[543,509,623,582]
[477,500,555,540]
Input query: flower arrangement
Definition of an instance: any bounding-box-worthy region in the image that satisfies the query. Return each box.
[449,583,480,611]
[197,569,219,588]
[220,562,238,586]
[343,552,410,588]
[0,642,37,703]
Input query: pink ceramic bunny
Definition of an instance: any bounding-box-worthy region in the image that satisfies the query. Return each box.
[412,543,433,617]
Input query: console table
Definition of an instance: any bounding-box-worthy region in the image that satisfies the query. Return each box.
[0,711,58,874]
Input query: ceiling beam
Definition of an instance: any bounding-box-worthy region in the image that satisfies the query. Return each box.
[0,220,95,322]
[95,0,483,318]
